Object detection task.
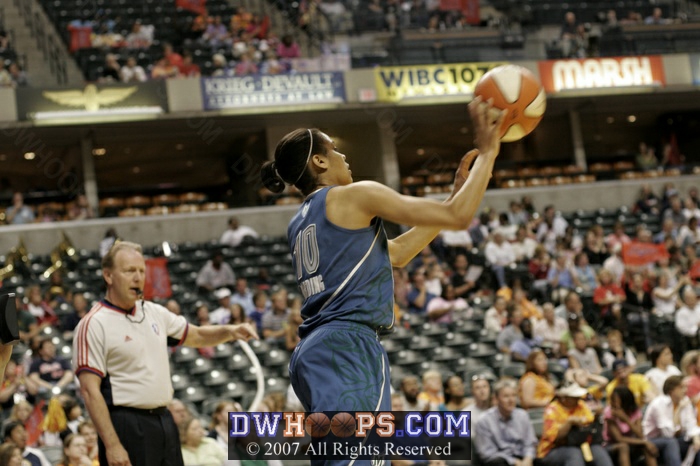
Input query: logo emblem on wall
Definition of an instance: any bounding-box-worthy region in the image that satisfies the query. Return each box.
[42,85,138,111]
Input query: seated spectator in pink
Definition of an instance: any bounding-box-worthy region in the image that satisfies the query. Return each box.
[235,52,258,76]
[605,222,631,251]
[426,284,469,324]
[276,34,300,59]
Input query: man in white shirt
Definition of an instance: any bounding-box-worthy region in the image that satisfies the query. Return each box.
[603,243,625,284]
[209,288,232,325]
[220,217,259,247]
[534,302,568,356]
[675,287,700,340]
[195,251,235,294]
[466,375,493,427]
[120,56,147,82]
[484,231,516,288]
[643,375,700,465]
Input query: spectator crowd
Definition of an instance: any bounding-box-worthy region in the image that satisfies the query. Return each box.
[0,181,699,466]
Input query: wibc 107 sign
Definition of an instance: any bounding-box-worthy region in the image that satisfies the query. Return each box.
[374,62,505,102]
[538,56,665,93]
[201,72,346,110]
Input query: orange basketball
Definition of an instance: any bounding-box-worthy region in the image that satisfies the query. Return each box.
[474,65,546,142]
[305,412,331,438]
[330,412,356,438]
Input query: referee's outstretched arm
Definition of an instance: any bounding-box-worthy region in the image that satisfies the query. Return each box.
[183,322,259,347]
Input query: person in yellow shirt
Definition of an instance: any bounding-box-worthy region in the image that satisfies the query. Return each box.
[538,383,614,466]
[417,370,444,410]
[606,359,658,408]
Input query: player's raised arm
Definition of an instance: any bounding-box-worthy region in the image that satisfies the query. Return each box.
[335,98,504,231]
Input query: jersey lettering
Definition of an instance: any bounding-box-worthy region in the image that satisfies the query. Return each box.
[294,224,324,299]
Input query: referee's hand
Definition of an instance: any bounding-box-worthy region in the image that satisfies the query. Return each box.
[229,323,259,342]
[107,444,131,466]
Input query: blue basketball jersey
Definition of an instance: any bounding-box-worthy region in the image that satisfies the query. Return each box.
[287,187,394,338]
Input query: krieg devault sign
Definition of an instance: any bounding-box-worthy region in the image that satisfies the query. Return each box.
[201,72,346,109]
[15,81,169,120]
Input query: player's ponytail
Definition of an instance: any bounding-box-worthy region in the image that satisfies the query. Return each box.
[261,128,324,196]
[260,161,286,194]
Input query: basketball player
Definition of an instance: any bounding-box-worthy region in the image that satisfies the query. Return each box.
[260,98,504,460]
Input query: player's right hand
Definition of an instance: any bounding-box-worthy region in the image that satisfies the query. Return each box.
[468,96,506,160]
[230,323,259,342]
[107,444,132,466]
[449,149,480,198]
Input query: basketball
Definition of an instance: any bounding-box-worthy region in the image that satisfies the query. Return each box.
[330,412,356,438]
[305,412,331,438]
[474,64,546,142]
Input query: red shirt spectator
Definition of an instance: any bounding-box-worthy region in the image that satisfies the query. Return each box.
[178,55,201,77]
[593,269,626,318]
[164,44,183,68]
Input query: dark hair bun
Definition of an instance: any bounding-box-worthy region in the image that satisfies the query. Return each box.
[260,161,286,194]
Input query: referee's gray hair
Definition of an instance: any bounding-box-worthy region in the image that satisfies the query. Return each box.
[493,378,518,396]
[102,240,143,270]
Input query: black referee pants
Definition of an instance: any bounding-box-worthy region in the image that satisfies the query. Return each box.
[99,407,184,466]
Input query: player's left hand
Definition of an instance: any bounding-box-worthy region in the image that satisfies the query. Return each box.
[229,323,259,342]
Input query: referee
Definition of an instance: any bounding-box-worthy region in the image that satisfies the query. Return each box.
[73,242,258,466]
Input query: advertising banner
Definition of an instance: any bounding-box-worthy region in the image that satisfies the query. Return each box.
[374,62,505,102]
[201,72,346,110]
[537,56,665,93]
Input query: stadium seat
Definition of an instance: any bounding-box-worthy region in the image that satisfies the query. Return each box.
[226,353,250,373]
[393,350,426,373]
[171,373,192,391]
[211,343,234,360]
[248,339,271,357]
[443,332,472,352]
[500,363,526,379]
[180,385,209,405]
[190,357,214,378]
[432,346,459,363]
[408,335,438,352]
[215,381,249,400]
[264,349,290,368]
[634,362,652,374]
[173,346,198,365]
[203,369,230,388]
